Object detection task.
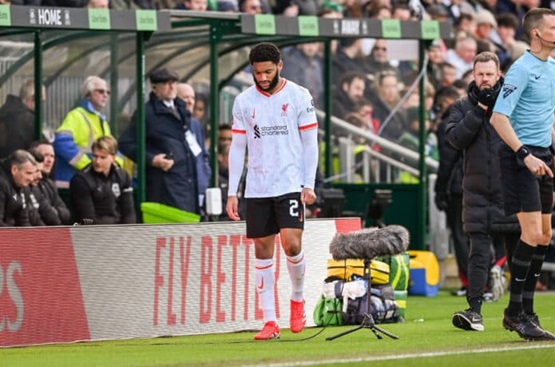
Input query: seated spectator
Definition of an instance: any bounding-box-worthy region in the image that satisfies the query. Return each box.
[281,42,324,108]
[427,41,447,90]
[87,0,108,8]
[273,0,319,16]
[369,70,408,141]
[0,79,45,159]
[0,150,36,227]
[175,0,209,10]
[494,13,528,72]
[332,71,367,122]
[28,140,71,225]
[54,76,123,188]
[364,39,398,78]
[24,152,60,226]
[70,136,136,225]
[445,36,477,79]
[332,37,369,85]
[367,4,391,19]
[239,0,266,14]
[218,1,239,12]
[439,61,458,87]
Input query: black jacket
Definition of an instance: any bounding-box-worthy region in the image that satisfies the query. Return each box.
[119,93,200,214]
[25,177,71,226]
[435,105,463,203]
[0,95,35,158]
[70,164,136,225]
[36,177,71,225]
[0,159,30,227]
[445,79,519,234]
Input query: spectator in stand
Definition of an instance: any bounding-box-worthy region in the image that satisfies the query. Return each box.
[218,1,239,12]
[23,152,61,226]
[475,9,498,41]
[119,67,201,214]
[193,93,208,127]
[176,82,212,211]
[281,42,324,109]
[440,61,459,87]
[0,79,45,159]
[273,0,319,16]
[365,3,392,19]
[494,13,529,72]
[332,71,367,122]
[427,41,447,90]
[319,0,344,18]
[391,2,412,20]
[40,0,87,7]
[364,39,398,78]
[455,13,477,41]
[87,0,108,8]
[370,70,407,141]
[175,0,209,10]
[28,140,71,225]
[426,4,450,23]
[70,136,135,225]
[444,0,478,26]
[332,38,369,85]
[318,2,344,55]
[445,36,478,79]
[53,76,123,188]
[0,150,36,227]
[239,0,265,14]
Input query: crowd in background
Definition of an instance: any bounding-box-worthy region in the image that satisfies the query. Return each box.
[0,0,550,228]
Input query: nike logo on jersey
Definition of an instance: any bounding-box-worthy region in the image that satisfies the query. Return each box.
[534,74,541,80]
[251,108,256,119]
[515,277,526,282]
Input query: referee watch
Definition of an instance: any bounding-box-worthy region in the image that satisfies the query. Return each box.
[516,145,531,161]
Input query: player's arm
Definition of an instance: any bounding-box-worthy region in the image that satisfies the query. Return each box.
[300,125,318,205]
[490,113,553,177]
[227,130,247,221]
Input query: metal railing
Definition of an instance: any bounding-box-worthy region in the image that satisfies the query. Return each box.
[317,110,439,184]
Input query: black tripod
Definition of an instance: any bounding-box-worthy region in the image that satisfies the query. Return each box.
[326,259,399,341]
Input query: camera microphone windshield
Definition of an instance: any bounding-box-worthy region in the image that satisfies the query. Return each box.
[329,225,410,260]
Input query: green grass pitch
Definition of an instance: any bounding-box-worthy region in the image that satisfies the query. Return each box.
[2,290,554,367]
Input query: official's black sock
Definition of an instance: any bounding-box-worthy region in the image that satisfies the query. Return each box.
[522,245,548,315]
[506,240,534,317]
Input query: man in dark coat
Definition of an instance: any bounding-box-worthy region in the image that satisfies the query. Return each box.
[119,67,200,214]
[0,80,43,158]
[445,52,520,332]
[0,150,36,227]
[28,140,71,225]
[434,86,470,297]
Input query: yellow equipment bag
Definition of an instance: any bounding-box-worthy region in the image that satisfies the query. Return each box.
[326,259,390,285]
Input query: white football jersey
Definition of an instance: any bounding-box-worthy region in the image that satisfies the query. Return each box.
[231,79,318,198]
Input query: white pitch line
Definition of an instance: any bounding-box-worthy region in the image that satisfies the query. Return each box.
[240,343,555,367]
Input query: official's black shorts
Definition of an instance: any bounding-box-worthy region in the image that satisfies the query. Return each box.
[499,144,553,215]
[245,192,304,239]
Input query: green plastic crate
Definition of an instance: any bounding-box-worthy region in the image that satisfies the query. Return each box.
[141,202,201,223]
